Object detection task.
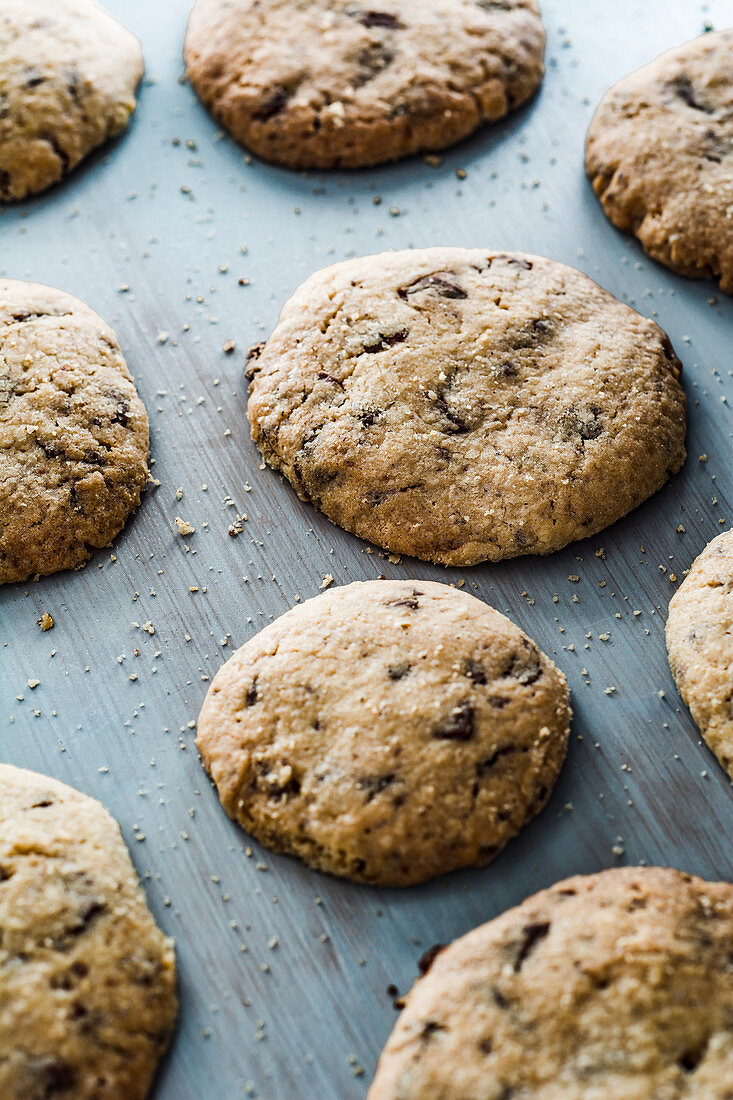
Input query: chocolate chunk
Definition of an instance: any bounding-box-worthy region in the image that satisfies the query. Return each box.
[245,341,266,379]
[24,70,46,89]
[356,773,396,801]
[363,327,408,353]
[31,1056,78,1094]
[492,987,510,1009]
[434,701,475,741]
[490,254,533,270]
[317,371,344,388]
[105,387,130,426]
[513,921,550,971]
[476,745,516,776]
[357,408,380,427]
[254,85,294,120]
[389,590,422,609]
[418,943,446,975]
[479,1037,493,1053]
[559,404,603,441]
[671,75,710,112]
[678,1041,708,1072]
[463,658,487,684]
[420,1020,446,1040]
[245,680,258,706]
[399,272,468,299]
[387,661,411,680]
[355,11,404,29]
[355,41,394,83]
[435,391,470,434]
[505,645,542,685]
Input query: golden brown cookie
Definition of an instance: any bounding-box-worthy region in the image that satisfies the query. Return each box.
[196,579,571,886]
[0,0,143,203]
[0,764,177,1100]
[247,247,687,566]
[0,280,150,584]
[586,29,733,293]
[666,528,733,779]
[184,0,545,169]
[369,866,733,1099]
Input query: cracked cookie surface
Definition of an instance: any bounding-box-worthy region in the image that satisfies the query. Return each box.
[368,866,733,1099]
[586,30,733,293]
[0,764,177,1100]
[247,247,687,566]
[0,0,143,202]
[666,528,733,779]
[184,0,545,169]
[0,280,149,584]
[196,579,571,886]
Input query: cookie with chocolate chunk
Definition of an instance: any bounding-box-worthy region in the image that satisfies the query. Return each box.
[0,280,150,584]
[0,764,177,1100]
[184,0,545,169]
[368,866,733,1098]
[586,30,733,293]
[247,247,687,566]
[196,579,571,886]
[0,0,143,202]
[666,528,733,779]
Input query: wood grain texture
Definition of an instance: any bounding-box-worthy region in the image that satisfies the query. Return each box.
[1,1,732,1096]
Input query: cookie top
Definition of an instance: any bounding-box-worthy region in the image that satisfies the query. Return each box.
[247,247,687,566]
[666,528,733,779]
[368,866,733,1099]
[196,579,571,886]
[0,280,150,584]
[586,29,733,294]
[184,0,545,170]
[0,0,143,202]
[0,764,177,1100]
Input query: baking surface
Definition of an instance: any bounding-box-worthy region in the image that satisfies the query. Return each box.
[2,0,732,1096]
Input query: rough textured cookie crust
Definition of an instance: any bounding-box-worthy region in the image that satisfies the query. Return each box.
[0,280,150,584]
[247,247,687,566]
[368,866,733,1099]
[0,0,143,202]
[666,528,733,779]
[586,30,733,294]
[0,764,177,1100]
[184,0,545,170]
[196,579,571,886]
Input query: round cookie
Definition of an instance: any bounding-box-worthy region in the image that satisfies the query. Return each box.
[0,0,143,203]
[247,247,687,566]
[368,866,733,1099]
[196,579,571,886]
[666,528,733,779]
[0,280,150,584]
[184,0,545,170]
[586,30,733,294]
[0,764,177,1100]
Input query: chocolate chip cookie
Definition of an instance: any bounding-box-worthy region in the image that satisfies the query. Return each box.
[184,0,545,170]
[586,29,733,293]
[0,764,177,1100]
[196,579,571,886]
[0,280,150,584]
[247,247,687,566]
[368,866,733,1098]
[0,0,143,202]
[666,528,733,780]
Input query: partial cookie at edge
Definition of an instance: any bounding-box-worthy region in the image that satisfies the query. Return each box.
[184,0,545,169]
[0,280,150,584]
[666,528,733,779]
[0,764,177,1100]
[368,866,733,1099]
